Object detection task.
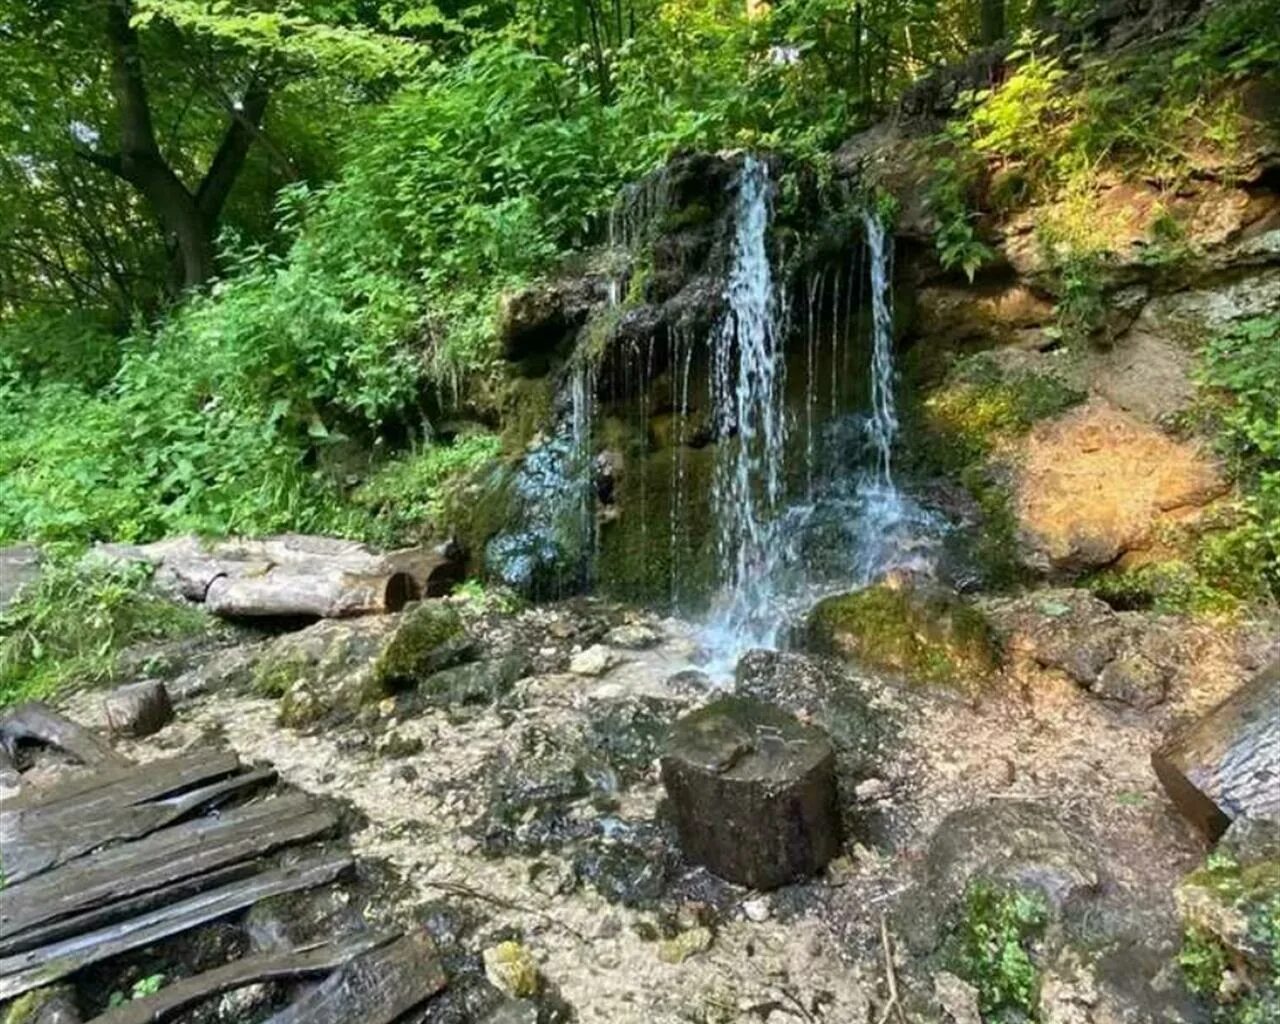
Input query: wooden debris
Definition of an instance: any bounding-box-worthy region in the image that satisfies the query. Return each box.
[203,568,414,619]
[85,932,397,1024]
[1153,662,1280,841]
[94,533,465,618]
[0,852,354,1000]
[1,754,273,884]
[2,793,334,946]
[0,702,129,770]
[263,930,447,1024]
[102,681,173,739]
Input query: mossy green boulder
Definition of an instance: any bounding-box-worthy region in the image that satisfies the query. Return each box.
[258,600,467,729]
[805,583,999,691]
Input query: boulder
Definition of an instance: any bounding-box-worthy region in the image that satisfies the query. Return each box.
[1012,399,1227,575]
[568,644,615,677]
[901,800,1101,954]
[660,696,841,890]
[417,655,529,708]
[260,600,468,729]
[103,680,174,738]
[804,583,999,692]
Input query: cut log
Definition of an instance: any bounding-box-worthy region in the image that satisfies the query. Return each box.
[1153,662,1280,841]
[0,702,129,769]
[660,695,841,890]
[84,931,397,1024]
[383,548,466,599]
[203,569,413,619]
[2,793,334,945]
[263,930,447,1024]
[102,681,173,739]
[0,852,354,1000]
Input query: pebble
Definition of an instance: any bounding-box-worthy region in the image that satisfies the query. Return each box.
[742,897,772,922]
[483,941,540,998]
[854,778,890,801]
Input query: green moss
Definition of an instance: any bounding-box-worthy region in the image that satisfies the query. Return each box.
[372,600,464,685]
[806,584,999,692]
[944,881,1048,1018]
[500,375,555,454]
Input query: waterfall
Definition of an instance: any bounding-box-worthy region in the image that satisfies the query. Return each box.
[863,209,898,488]
[703,156,789,657]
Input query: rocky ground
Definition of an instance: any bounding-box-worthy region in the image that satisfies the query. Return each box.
[49,584,1278,1024]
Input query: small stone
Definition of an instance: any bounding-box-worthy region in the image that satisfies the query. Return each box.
[483,999,539,1024]
[855,778,890,802]
[483,941,540,999]
[378,731,424,759]
[605,623,661,650]
[742,897,771,923]
[569,644,615,677]
[657,926,713,964]
[103,679,173,738]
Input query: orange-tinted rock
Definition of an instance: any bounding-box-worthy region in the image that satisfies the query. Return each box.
[1013,399,1228,574]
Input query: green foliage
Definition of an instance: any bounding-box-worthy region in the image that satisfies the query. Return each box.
[108,973,167,1008]
[0,556,208,708]
[1196,315,1280,602]
[946,881,1048,1018]
[353,432,503,546]
[1179,927,1230,997]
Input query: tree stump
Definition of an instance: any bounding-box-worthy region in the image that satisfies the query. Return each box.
[103,681,174,738]
[1152,662,1280,841]
[660,696,840,889]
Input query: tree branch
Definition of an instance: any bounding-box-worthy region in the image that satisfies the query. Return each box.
[195,77,272,221]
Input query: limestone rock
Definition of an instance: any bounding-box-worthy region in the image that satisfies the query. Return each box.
[499,276,607,363]
[569,644,615,677]
[902,800,1100,954]
[915,283,1054,347]
[604,623,661,650]
[805,583,999,692]
[417,655,529,707]
[260,600,468,729]
[1012,399,1227,575]
[660,696,840,890]
[0,544,40,614]
[483,941,540,999]
[934,971,982,1024]
[103,679,173,738]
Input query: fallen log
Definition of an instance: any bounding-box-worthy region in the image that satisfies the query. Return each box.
[0,702,129,770]
[203,568,414,619]
[263,930,447,1024]
[1153,662,1280,841]
[0,852,354,1001]
[85,931,397,1024]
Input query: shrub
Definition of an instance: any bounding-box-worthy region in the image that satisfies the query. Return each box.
[945,880,1048,1018]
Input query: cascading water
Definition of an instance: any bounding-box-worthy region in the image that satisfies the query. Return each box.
[702,157,789,659]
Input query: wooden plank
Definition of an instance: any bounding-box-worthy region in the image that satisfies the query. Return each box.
[2,763,274,884]
[85,932,397,1024]
[1,748,237,814]
[263,931,446,1024]
[0,702,129,769]
[2,794,332,942]
[0,852,354,1001]
[0,864,259,958]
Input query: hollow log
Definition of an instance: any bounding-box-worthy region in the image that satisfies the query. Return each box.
[660,695,841,890]
[0,702,129,770]
[203,569,414,619]
[1152,662,1280,842]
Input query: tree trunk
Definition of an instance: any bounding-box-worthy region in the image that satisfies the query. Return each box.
[88,0,268,293]
[980,0,1006,45]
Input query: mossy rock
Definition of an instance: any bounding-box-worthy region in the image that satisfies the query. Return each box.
[1,986,77,1024]
[260,602,470,729]
[805,583,1000,691]
[372,600,466,685]
[418,654,529,707]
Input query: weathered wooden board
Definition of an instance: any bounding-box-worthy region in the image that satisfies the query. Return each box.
[0,702,129,769]
[0,853,354,1001]
[2,793,333,944]
[1153,662,1280,840]
[262,931,447,1024]
[85,932,397,1024]
[1,758,273,884]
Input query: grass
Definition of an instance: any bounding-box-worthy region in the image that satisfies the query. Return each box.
[0,555,209,708]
